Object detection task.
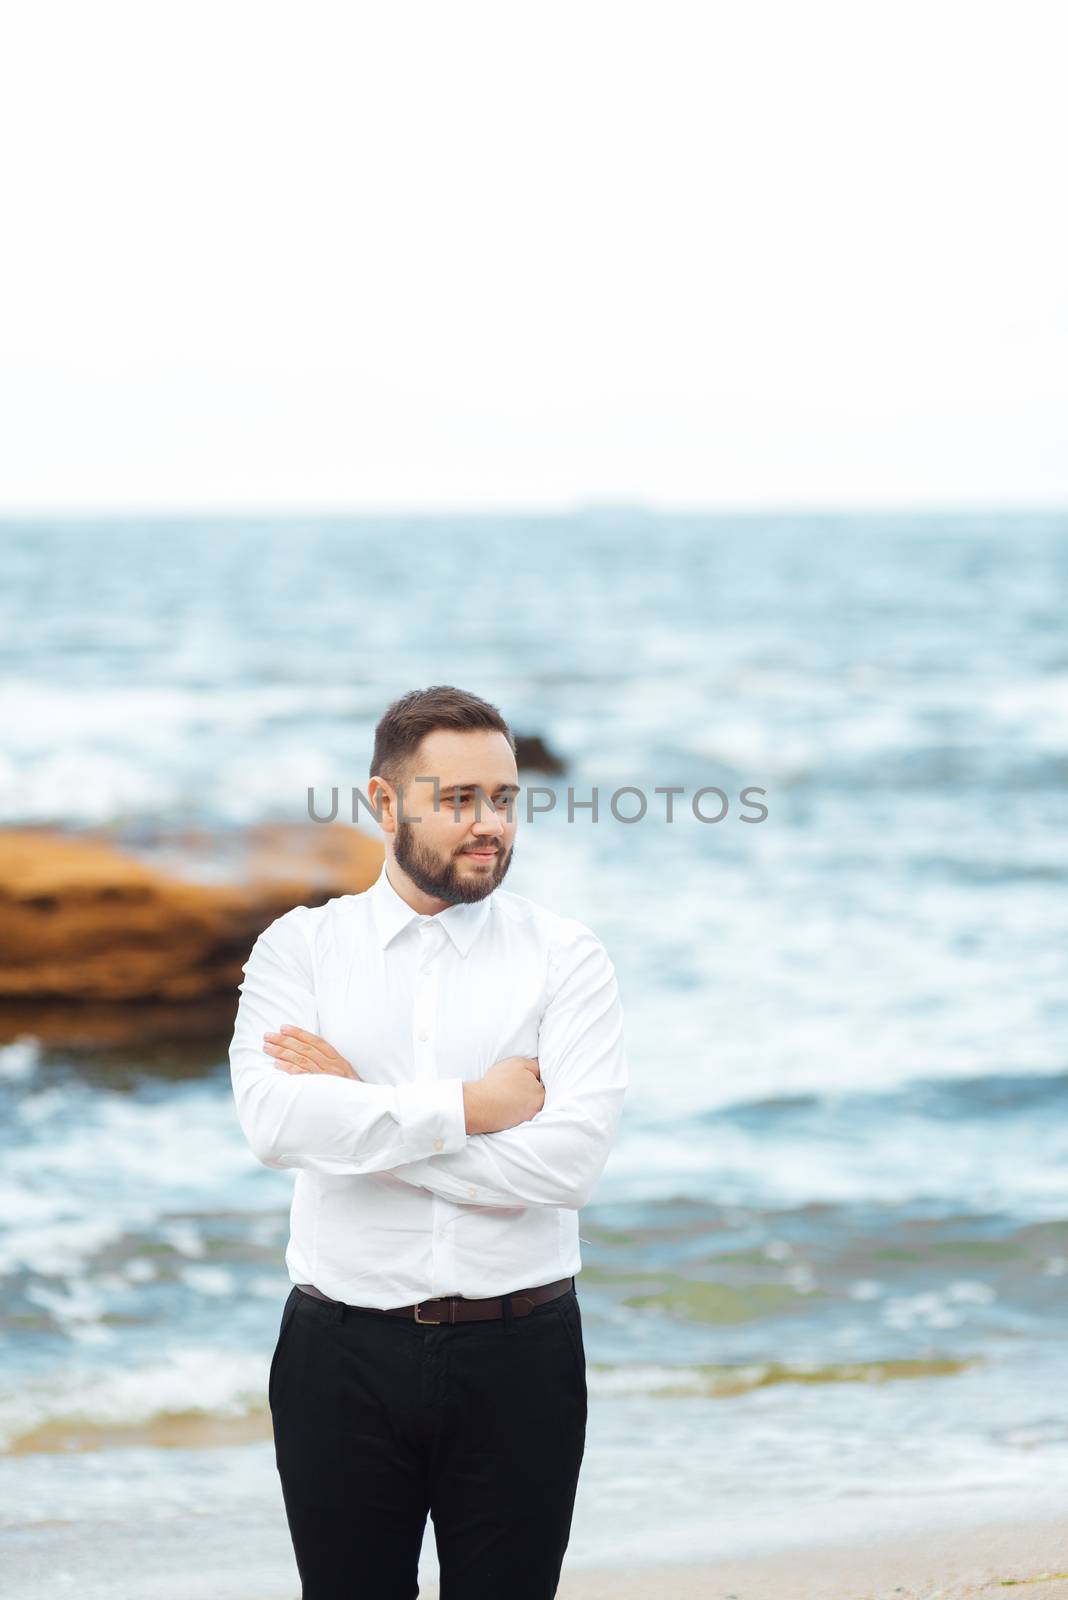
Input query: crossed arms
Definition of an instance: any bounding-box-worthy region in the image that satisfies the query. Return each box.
[228,907,628,1211]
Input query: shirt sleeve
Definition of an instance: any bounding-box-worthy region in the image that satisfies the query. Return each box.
[386,922,628,1211]
[228,909,468,1176]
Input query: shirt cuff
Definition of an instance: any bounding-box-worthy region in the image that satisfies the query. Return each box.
[393,1077,468,1162]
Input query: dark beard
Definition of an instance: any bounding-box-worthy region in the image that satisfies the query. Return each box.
[393,822,513,904]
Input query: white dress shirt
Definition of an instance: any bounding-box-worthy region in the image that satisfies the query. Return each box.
[228,858,628,1307]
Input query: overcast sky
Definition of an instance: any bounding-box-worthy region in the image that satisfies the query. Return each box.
[1,0,1065,512]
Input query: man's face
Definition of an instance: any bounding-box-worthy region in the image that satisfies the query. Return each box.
[389,728,520,905]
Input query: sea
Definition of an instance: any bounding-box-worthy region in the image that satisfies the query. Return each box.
[1,511,1066,1598]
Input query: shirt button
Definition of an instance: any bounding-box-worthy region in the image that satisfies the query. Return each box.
[421,965,432,976]
[467,1186,477,1197]
[433,1138,444,1151]
[417,1029,428,1042]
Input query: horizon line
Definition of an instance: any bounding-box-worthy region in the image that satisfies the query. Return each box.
[0,500,1066,522]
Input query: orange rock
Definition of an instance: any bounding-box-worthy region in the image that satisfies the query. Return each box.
[0,823,383,1044]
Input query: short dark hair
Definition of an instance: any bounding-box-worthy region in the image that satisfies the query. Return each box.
[370,685,516,788]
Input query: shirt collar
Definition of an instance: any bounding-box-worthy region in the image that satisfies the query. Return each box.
[369,859,493,959]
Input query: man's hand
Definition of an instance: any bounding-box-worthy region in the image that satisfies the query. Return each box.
[262,1032,543,1137]
[464,1056,543,1135]
[263,1025,360,1079]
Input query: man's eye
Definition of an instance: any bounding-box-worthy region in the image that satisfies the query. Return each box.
[447,791,512,808]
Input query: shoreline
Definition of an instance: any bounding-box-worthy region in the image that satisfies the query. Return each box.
[437,1510,1068,1600]
[8,1504,1068,1600]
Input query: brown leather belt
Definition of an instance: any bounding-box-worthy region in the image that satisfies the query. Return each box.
[296,1275,574,1325]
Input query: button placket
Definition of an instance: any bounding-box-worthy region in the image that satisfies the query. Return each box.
[421,925,474,1199]
[413,922,442,1086]
[415,919,454,1296]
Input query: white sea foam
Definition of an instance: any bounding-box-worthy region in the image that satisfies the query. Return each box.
[0,1347,271,1452]
[0,1037,40,1082]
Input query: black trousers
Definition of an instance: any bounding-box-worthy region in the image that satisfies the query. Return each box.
[268,1281,588,1599]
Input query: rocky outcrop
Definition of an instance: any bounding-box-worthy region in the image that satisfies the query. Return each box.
[515,733,565,774]
[0,823,383,1046]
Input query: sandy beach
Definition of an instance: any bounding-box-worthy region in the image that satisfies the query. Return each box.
[536,1515,1068,1600]
[423,1512,1068,1600]
[9,1502,1067,1600]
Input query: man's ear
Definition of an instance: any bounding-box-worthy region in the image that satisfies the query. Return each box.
[367,775,397,834]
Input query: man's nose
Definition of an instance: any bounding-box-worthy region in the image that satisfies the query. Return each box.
[472,809,506,837]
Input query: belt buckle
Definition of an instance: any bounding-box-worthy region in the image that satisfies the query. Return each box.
[414,1299,446,1324]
